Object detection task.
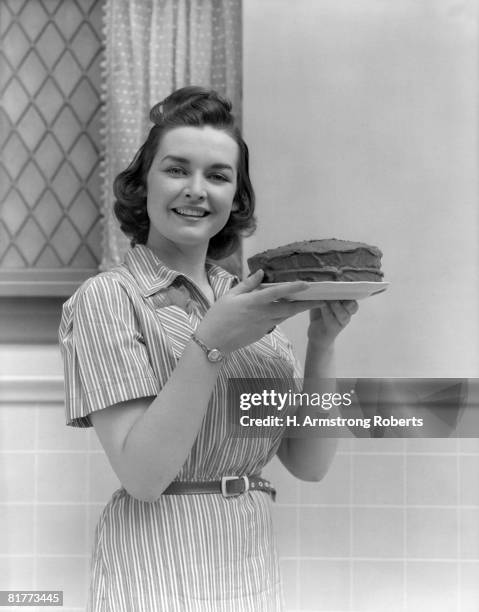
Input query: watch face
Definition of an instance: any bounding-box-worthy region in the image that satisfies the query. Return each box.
[207,348,224,363]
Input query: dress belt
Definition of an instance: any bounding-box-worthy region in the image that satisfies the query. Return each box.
[162,475,276,501]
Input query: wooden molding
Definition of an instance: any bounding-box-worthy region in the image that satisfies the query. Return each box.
[0,376,64,404]
[0,269,97,297]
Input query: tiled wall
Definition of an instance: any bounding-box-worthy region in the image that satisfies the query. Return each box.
[265,437,479,611]
[0,398,112,611]
[1,394,479,611]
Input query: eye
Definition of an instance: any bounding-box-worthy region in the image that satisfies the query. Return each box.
[208,173,230,183]
[165,166,187,176]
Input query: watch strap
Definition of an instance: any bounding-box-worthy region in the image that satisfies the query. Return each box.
[191,332,210,354]
[191,332,225,362]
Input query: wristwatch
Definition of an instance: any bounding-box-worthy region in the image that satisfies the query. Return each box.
[191,332,225,363]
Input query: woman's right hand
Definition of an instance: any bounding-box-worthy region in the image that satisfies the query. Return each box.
[196,269,318,353]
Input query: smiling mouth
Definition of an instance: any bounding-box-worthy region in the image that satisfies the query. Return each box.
[172,207,210,218]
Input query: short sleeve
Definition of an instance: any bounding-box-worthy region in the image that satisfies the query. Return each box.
[59,275,159,428]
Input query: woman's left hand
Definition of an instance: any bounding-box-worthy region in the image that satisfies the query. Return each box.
[307,300,359,349]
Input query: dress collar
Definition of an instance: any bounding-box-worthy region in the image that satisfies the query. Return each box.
[123,244,239,298]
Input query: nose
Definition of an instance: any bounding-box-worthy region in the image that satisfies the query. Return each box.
[184,173,206,201]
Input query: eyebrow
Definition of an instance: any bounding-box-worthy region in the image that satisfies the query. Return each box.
[160,155,234,172]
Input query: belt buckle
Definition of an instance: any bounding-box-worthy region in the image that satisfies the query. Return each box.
[221,475,249,498]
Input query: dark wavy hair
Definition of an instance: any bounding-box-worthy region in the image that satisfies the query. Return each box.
[113,86,256,259]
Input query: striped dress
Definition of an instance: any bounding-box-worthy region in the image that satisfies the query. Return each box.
[59,245,302,612]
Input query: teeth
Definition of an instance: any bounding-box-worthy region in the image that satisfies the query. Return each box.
[174,208,207,217]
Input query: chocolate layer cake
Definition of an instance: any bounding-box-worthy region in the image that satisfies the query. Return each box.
[247,239,383,283]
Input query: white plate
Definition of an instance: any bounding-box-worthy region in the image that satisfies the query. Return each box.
[260,281,390,301]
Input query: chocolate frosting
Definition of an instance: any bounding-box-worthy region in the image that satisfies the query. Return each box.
[247,238,383,283]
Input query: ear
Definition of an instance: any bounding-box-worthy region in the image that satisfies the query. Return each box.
[231,200,240,212]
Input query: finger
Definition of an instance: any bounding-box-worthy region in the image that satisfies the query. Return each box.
[269,299,329,325]
[271,299,326,319]
[327,301,352,326]
[312,302,343,329]
[253,281,310,303]
[340,300,359,315]
[229,269,264,295]
[309,301,328,320]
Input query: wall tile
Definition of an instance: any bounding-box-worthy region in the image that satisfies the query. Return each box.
[298,559,350,611]
[36,556,89,609]
[271,505,298,558]
[0,505,34,554]
[351,438,405,453]
[300,453,350,505]
[352,508,403,558]
[88,429,103,452]
[338,438,353,453]
[299,507,350,558]
[279,559,299,611]
[459,562,479,612]
[352,453,404,505]
[37,405,89,451]
[406,561,458,612]
[0,453,35,502]
[458,438,479,453]
[406,438,459,453]
[0,557,34,590]
[36,505,88,555]
[459,455,479,506]
[406,454,457,506]
[459,509,479,560]
[406,508,458,559]
[0,406,35,450]
[352,560,404,612]
[37,452,88,503]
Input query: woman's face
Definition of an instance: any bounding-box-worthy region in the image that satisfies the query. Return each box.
[145,125,238,258]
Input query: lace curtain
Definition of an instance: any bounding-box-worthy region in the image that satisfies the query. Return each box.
[100,0,243,272]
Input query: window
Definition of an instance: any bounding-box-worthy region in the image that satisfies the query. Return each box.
[0,0,104,297]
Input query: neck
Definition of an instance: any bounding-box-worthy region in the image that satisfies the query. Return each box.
[146,241,210,287]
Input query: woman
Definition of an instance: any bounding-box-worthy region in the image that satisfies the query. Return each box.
[60,86,358,611]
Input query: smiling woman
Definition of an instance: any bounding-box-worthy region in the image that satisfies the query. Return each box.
[59,86,357,611]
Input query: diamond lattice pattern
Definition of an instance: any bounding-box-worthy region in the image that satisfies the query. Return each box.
[0,0,103,269]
